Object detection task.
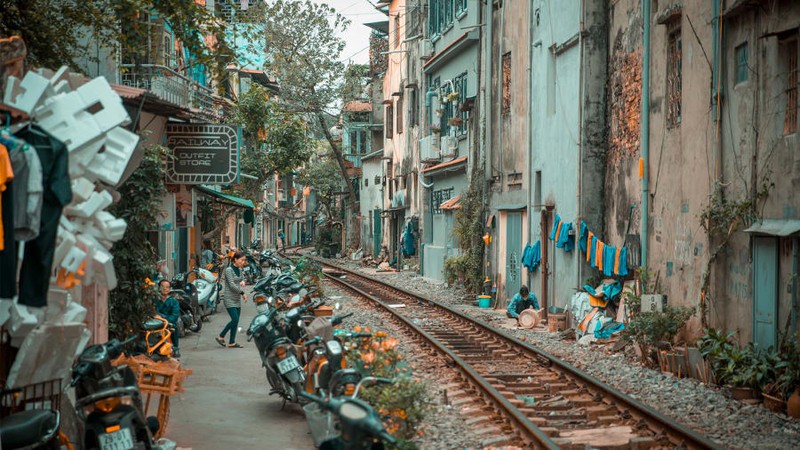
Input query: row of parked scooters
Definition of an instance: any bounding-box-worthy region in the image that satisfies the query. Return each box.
[245,258,397,449]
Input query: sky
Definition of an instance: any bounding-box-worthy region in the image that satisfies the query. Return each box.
[321,0,387,65]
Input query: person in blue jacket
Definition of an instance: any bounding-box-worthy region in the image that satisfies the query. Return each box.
[156,280,181,358]
[506,286,539,320]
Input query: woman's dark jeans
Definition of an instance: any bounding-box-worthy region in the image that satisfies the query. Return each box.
[220,307,241,344]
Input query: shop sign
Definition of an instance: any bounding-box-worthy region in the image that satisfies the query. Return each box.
[166,124,239,184]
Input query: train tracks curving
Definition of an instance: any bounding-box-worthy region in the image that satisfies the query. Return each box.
[314,257,721,450]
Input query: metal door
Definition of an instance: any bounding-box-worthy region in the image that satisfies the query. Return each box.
[753,237,778,349]
[506,212,522,301]
[373,209,382,257]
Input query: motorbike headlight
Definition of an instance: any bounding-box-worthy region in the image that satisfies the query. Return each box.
[267,296,274,305]
[339,402,368,421]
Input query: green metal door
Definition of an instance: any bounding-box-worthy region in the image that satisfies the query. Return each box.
[753,237,778,349]
[373,209,382,257]
[506,212,522,301]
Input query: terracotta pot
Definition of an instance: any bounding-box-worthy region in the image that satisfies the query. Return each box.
[788,388,800,418]
[763,393,787,415]
[731,386,757,400]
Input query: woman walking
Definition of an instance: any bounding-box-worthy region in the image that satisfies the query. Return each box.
[216,251,247,348]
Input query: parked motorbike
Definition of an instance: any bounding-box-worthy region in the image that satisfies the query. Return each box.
[301,378,397,450]
[71,337,161,450]
[246,297,311,406]
[301,311,363,398]
[193,267,220,317]
[0,388,61,450]
[169,272,202,336]
[133,316,174,361]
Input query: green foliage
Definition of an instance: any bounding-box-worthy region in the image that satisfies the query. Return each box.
[443,255,467,285]
[296,147,344,217]
[345,331,431,449]
[108,144,167,337]
[229,85,314,204]
[452,168,485,294]
[624,306,695,349]
[341,63,370,102]
[698,329,782,391]
[292,256,323,293]
[1,1,230,80]
[776,333,800,398]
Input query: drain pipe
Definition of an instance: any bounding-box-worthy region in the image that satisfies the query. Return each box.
[792,238,798,334]
[640,0,651,269]
[576,0,586,294]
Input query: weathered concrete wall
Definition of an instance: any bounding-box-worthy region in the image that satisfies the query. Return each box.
[359,156,384,256]
[716,2,800,342]
[488,0,532,306]
[421,169,468,282]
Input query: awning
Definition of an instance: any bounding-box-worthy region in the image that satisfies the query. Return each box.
[194,185,254,209]
[439,196,461,211]
[495,204,526,211]
[744,219,800,237]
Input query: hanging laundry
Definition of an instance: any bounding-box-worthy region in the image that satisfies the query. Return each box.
[596,240,605,272]
[549,213,562,241]
[522,241,541,272]
[586,231,594,262]
[556,221,573,251]
[4,132,43,241]
[0,143,12,252]
[603,245,616,277]
[616,246,629,276]
[589,235,598,266]
[579,221,588,252]
[15,125,73,308]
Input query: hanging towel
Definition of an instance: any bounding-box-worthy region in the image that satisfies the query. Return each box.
[603,245,616,277]
[589,236,598,266]
[586,231,594,262]
[549,214,562,241]
[597,241,606,271]
[556,221,570,249]
[530,240,541,271]
[521,242,533,271]
[614,247,622,275]
[617,247,629,276]
[563,223,575,252]
[579,221,588,253]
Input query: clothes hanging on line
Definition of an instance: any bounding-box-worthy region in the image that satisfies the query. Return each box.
[557,221,574,252]
[579,221,588,253]
[549,213,562,241]
[3,129,43,241]
[521,240,541,272]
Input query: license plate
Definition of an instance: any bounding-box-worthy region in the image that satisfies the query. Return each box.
[99,428,134,450]
[276,355,300,374]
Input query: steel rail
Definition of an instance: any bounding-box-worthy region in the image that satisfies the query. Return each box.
[315,257,722,450]
[322,271,559,449]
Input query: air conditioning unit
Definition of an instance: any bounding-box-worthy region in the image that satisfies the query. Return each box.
[421,39,433,56]
[641,294,667,313]
[441,136,458,155]
[419,134,440,161]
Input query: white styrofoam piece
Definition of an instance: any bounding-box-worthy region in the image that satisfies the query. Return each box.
[92,249,117,290]
[75,77,131,131]
[59,216,77,234]
[33,91,106,153]
[5,324,89,388]
[87,127,140,186]
[76,235,98,285]
[70,178,96,202]
[3,72,52,115]
[42,288,70,324]
[8,303,42,339]
[65,190,112,218]
[60,246,87,273]
[61,301,88,324]
[100,218,127,242]
[53,227,78,273]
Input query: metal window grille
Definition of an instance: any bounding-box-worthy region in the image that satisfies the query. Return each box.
[735,42,749,84]
[502,52,512,115]
[432,188,453,215]
[396,96,404,134]
[385,103,394,138]
[784,39,798,135]
[666,20,682,128]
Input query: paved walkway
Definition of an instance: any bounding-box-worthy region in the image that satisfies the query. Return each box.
[164,291,314,449]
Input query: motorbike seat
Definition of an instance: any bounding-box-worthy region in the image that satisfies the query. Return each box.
[143,319,165,331]
[0,410,58,449]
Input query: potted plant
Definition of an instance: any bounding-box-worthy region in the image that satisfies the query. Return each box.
[448,117,463,127]
[444,255,467,285]
[435,108,445,117]
[777,333,800,417]
[447,92,460,102]
[429,124,441,135]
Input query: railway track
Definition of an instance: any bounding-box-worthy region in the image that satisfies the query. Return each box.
[314,257,721,450]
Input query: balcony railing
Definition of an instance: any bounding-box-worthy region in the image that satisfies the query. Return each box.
[119,64,218,116]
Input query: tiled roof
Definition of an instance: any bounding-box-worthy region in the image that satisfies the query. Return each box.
[343,102,372,112]
[439,196,461,211]
[422,156,468,174]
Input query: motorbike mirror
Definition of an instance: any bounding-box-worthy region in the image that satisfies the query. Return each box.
[297,319,304,328]
[291,294,301,304]
[299,288,308,298]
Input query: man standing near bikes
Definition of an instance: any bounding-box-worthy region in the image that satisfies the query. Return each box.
[157,279,181,358]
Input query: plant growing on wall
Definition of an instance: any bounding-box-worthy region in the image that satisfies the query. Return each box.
[108,144,167,337]
[698,179,772,328]
[452,168,485,294]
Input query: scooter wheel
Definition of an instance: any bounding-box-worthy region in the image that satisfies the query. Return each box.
[189,320,203,332]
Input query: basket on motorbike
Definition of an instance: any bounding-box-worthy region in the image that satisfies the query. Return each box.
[312,305,333,317]
[302,402,340,447]
[0,379,61,419]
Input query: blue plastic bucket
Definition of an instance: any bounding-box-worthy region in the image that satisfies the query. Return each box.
[478,295,492,308]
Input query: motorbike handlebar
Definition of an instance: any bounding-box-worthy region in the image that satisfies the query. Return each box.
[330,312,354,326]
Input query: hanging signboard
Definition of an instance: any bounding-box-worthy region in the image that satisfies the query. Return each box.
[165,124,239,184]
